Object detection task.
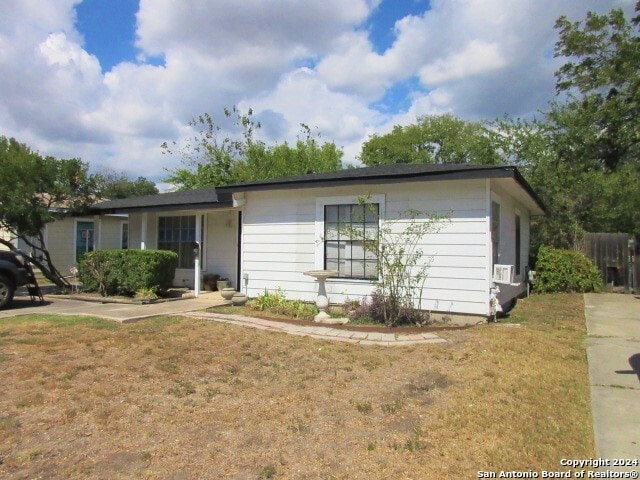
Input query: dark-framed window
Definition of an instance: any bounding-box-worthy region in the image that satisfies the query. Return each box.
[158,215,196,269]
[324,203,379,279]
[121,222,129,250]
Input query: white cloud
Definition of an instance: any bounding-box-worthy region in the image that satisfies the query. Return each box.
[418,40,507,86]
[0,0,635,181]
[241,67,383,163]
[136,0,377,58]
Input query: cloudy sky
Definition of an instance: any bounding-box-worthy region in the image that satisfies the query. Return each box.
[0,0,633,186]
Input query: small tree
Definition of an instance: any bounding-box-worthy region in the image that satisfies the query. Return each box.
[0,136,97,287]
[339,197,448,326]
[162,107,342,190]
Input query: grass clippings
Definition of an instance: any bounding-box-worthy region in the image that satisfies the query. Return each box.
[0,294,593,479]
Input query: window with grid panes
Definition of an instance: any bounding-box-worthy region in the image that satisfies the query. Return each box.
[158,215,196,269]
[324,203,379,279]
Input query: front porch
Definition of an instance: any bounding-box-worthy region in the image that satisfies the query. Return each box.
[127,208,241,291]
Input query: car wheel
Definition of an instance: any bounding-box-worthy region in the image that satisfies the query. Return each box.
[0,274,15,309]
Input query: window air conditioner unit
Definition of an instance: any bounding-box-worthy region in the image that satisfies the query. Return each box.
[493,264,515,284]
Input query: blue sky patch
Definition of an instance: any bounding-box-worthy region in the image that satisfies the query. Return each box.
[366,0,431,54]
[371,76,424,114]
[75,0,139,71]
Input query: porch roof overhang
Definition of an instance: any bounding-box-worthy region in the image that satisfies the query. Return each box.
[90,188,233,214]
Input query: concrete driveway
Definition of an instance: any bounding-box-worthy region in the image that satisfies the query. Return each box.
[585,293,640,464]
[0,291,228,322]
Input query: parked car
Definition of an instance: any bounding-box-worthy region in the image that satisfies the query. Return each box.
[0,250,29,309]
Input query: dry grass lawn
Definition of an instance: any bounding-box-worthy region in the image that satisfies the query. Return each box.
[0,293,593,479]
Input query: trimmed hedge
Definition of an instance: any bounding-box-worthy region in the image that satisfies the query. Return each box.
[78,249,178,297]
[534,246,602,293]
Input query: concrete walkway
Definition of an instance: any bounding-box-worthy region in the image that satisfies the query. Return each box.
[0,291,229,322]
[0,292,446,346]
[584,293,640,464]
[184,311,447,346]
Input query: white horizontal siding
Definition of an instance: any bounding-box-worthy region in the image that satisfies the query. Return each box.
[243,251,315,263]
[241,242,315,254]
[243,234,315,244]
[204,211,238,288]
[99,217,126,250]
[242,222,315,236]
[241,179,492,316]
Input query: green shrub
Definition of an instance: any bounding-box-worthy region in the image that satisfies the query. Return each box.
[534,246,602,293]
[250,288,318,319]
[78,250,178,296]
[343,289,432,327]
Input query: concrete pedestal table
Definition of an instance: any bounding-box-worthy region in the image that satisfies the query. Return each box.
[303,269,340,323]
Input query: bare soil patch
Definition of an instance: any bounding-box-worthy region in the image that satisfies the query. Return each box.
[0,294,594,479]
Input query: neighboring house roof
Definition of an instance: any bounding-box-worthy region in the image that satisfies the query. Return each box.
[36,193,107,214]
[92,187,233,214]
[91,164,545,215]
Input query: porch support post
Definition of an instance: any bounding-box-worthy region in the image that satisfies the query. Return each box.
[140,213,147,250]
[94,215,102,251]
[194,213,202,297]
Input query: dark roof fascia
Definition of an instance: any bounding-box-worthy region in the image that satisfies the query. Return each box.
[90,190,233,215]
[216,164,501,193]
[89,165,545,215]
[217,165,545,212]
[91,201,233,215]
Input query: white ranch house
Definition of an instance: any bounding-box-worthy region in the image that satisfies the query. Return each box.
[91,164,545,322]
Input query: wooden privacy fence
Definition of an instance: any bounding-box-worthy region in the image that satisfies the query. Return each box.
[582,233,638,293]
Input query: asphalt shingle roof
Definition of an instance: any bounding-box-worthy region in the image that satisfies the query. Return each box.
[92,187,229,213]
[91,163,544,214]
[218,163,510,190]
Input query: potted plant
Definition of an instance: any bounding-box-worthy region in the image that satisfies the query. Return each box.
[203,273,220,291]
[217,278,230,291]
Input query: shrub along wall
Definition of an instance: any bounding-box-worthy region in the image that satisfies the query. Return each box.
[534,246,602,293]
[78,250,178,297]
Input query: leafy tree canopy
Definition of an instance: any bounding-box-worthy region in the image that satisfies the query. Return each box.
[488,3,640,250]
[162,107,343,190]
[360,114,503,166]
[0,136,97,286]
[0,136,96,236]
[357,4,640,250]
[553,2,640,171]
[95,169,158,199]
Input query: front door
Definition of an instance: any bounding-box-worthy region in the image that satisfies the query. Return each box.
[76,221,94,262]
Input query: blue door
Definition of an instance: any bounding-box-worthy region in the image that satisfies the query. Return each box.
[76,221,94,262]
